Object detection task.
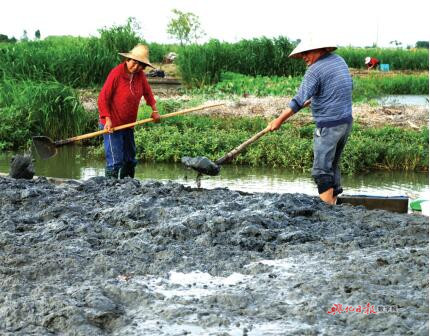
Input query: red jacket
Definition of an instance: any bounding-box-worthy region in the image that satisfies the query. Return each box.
[367,57,380,68]
[98,63,156,127]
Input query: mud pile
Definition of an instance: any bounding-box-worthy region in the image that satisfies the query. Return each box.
[0,176,428,335]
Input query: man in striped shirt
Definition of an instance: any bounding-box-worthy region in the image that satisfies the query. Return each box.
[268,37,353,205]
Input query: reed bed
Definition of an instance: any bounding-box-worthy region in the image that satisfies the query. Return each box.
[176,37,306,87]
[337,47,429,70]
[1,30,428,88]
[0,77,94,149]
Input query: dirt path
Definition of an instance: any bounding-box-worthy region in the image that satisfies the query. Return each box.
[185,96,429,129]
[79,89,428,130]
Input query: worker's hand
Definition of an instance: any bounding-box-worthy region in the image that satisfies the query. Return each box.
[104,117,113,133]
[151,111,161,123]
[268,117,283,131]
[268,107,294,131]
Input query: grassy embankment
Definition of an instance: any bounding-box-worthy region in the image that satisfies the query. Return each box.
[130,113,428,174]
[0,23,428,173]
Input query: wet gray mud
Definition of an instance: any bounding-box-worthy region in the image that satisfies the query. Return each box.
[9,154,35,179]
[0,176,428,335]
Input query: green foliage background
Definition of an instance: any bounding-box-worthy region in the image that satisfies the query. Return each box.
[131,115,428,174]
[0,19,428,174]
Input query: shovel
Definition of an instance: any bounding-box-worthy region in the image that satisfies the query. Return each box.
[33,103,224,160]
[182,125,271,179]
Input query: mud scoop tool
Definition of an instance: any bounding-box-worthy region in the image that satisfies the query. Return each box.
[33,103,224,160]
[182,125,271,184]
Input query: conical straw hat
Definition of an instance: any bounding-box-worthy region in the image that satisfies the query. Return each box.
[119,44,155,68]
[289,36,337,58]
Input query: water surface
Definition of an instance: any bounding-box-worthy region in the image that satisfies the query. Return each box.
[1,146,427,199]
[378,94,428,106]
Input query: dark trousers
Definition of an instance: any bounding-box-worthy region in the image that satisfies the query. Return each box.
[101,125,137,177]
[312,122,352,195]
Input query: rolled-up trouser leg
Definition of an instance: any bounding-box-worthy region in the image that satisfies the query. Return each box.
[312,122,352,195]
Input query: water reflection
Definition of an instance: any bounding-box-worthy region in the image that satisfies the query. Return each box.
[0,146,428,199]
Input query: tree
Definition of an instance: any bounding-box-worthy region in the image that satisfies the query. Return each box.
[166,9,205,45]
[98,17,141,54]
[415,41,429,49]
[35,29,41,40]
[0,34,9,43]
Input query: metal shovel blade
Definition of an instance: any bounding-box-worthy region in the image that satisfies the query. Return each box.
[181,156,221,176]
[32,136,57,160]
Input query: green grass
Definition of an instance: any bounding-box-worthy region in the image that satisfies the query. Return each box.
[1,30,427,89]
[0,77,95,150]
[337,47,429,70]
[131,115,428,174]
[184,72,429,102]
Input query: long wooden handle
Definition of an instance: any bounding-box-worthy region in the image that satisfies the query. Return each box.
[55,103,224,146]
[215,126,271,165]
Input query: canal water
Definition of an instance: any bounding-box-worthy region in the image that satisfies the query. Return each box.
[1,146,428,199]
[377,94,429,106]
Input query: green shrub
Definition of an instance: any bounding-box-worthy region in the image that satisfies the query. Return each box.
[0,77,95,149]
[186,72,428,100]
[133,115,428,173]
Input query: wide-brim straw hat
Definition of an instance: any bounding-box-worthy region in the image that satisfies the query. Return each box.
[119,44,155,68]
[289,36,337,58]
[365,57,371,64]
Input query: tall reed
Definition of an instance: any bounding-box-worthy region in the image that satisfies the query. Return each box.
[337,47,429,70]
[0,77,94,149]
[177,37,305,87]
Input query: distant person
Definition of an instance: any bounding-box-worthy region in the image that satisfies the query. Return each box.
[268,37,353,205]
[365,56,380,70]
[98,44,161,179]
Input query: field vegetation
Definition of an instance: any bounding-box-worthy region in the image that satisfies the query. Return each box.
[0,19,428,173]
[186,72,429,102]
[127,114,428,174]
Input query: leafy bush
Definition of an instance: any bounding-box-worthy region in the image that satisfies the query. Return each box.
[0,77,95,149]
[185,72,428,101]
[133,115,428,173]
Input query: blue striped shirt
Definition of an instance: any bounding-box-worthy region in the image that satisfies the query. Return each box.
[289,53,353,128]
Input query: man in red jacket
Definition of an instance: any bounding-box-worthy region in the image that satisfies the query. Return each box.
[98,44,160,179]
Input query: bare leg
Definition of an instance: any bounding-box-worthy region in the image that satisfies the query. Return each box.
[319,187,336,205]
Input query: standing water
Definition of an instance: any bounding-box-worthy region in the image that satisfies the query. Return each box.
[377,94,429,106]
[0,146,427,199]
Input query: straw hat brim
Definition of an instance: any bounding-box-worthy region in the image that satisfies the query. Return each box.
[118,52,155,68]
[289,44,337,59]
